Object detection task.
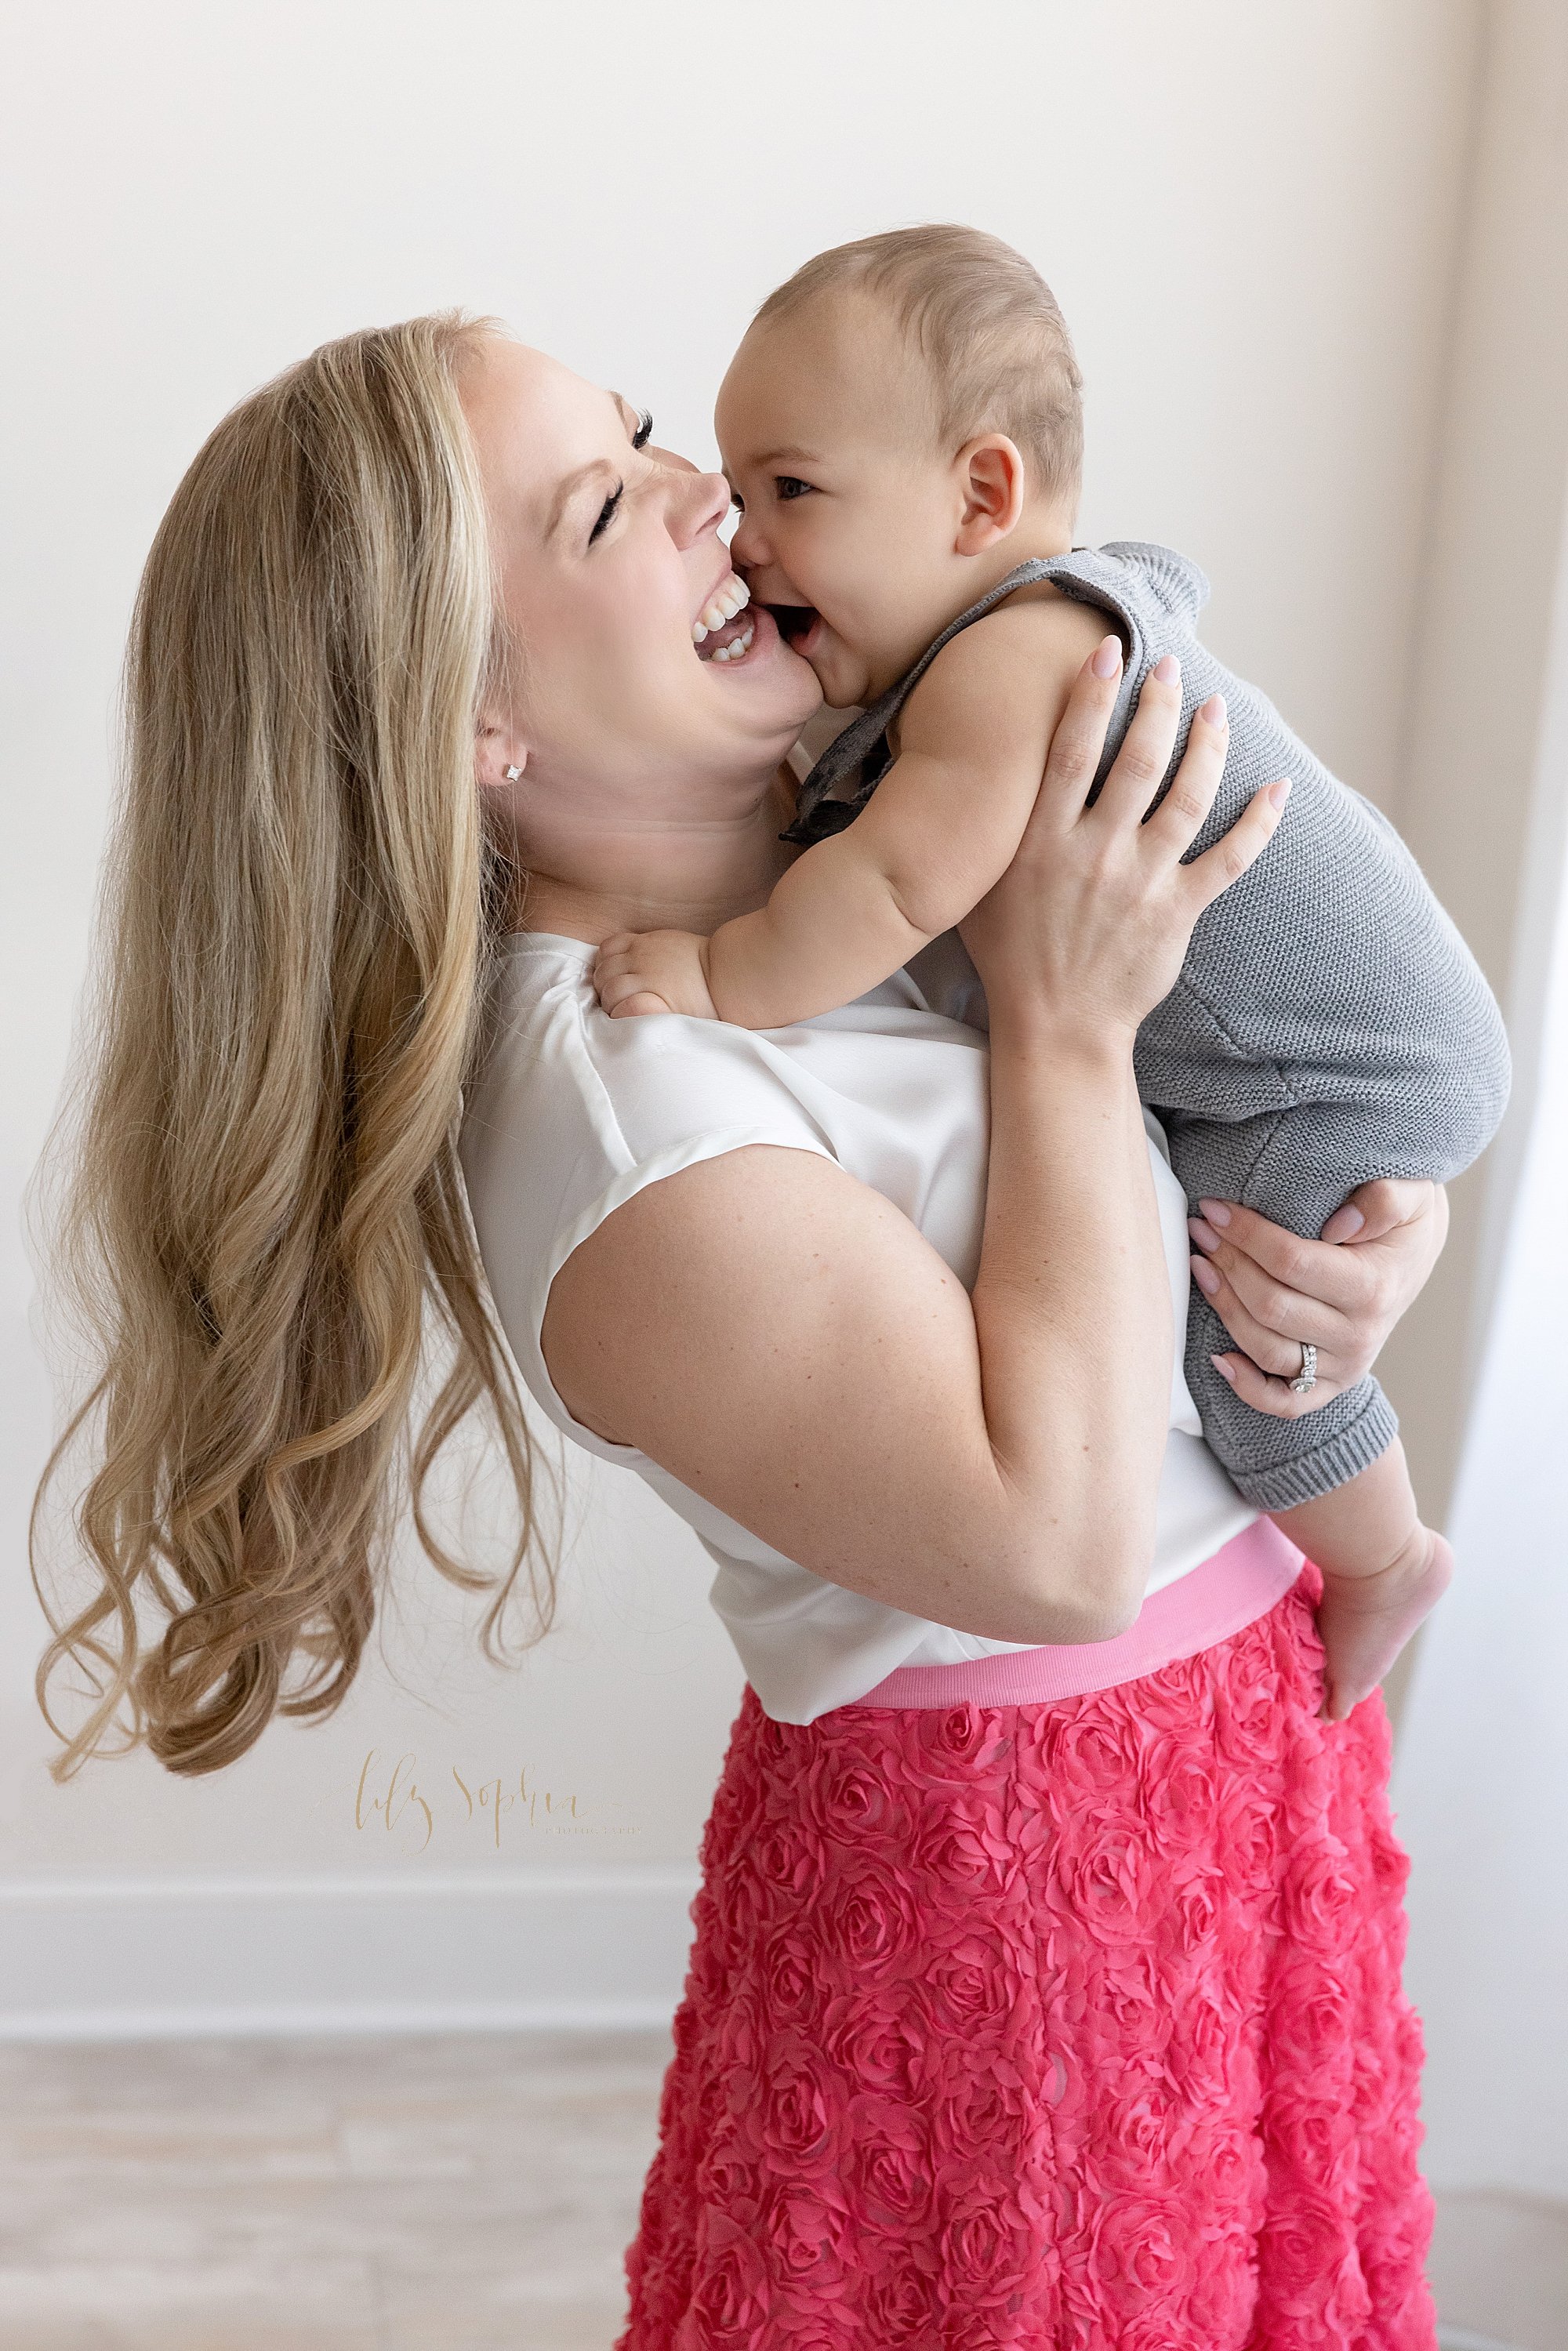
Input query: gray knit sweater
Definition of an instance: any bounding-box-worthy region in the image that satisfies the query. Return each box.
[782,542,1512,1511]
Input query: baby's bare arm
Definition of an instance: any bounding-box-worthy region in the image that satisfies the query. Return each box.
[702,593,1111,1028]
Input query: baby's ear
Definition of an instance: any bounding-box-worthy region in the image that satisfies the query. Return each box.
[953,434,1028,555]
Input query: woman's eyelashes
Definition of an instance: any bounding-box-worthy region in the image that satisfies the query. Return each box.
[588,412,652,543]
[589,483,624,545]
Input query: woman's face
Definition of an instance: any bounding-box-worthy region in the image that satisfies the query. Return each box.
[461,337,821,865]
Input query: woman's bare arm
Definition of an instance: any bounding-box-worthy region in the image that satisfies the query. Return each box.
[544,1059,1156,1645]
[545,647,1289,1643]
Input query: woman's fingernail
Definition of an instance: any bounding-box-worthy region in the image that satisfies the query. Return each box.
[1191,1255,1221,1296]
[1269,778,1293,810]
[1210,1355,1239,1384]
[1152,653,1180,684]
[1189,1217,1221,1253]
[1197,1199,1232,1228]
[1091,635,1121,679]
[1199,692,1228,728]
[1322,1205,1365,1241]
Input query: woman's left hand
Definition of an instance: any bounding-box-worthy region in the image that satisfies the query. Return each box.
[1188,1178,1449,1417]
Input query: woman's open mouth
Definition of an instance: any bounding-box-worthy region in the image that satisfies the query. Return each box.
[692,571,757,664]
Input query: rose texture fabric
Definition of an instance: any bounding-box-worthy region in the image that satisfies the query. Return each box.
[615,1564,1436,2349]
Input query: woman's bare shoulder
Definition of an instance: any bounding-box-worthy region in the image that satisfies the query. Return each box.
[539,1139,957,1458]
[535,1130,1029,1630]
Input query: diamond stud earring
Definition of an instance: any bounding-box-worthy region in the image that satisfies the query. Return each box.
[503,764,522,782]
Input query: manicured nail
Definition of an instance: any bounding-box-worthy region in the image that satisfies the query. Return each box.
[1210,1355,1238,1384]
[1198,692,1227,729]
[1198,1199,1232,1228]
[1321,1205,1365,1241]
[1152,653,1180,684]
[1189,1217,1221,1253]
[1269,778,1293,810]
[1191,1255,1221,1296]
[1091,635,1121,679]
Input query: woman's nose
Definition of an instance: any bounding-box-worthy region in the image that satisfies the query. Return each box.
[670,467,733,550]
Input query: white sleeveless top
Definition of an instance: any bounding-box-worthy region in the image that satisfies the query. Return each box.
[456,930,1258,1724]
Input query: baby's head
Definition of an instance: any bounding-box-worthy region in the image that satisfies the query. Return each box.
[717,225,1083,709]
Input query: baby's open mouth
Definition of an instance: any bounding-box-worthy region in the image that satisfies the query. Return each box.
[765,602,827,662]
[769,603,820,645]
[692,571,756,664]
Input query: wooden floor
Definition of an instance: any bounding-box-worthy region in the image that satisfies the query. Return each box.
[0,2030,666,2350]
[0,2030,1563,2351]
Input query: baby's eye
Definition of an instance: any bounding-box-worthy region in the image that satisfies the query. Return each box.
[775,476,814,501]
[728,488,745,517]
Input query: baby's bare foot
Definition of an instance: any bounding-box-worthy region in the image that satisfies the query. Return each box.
[1314,1529,1454,1723]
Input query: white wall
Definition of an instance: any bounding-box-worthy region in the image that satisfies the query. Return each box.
[1375,0,1568,1533]
[1393,762,1568,2202]
[1388,9,1568,2197]
[2,0,1490,2031]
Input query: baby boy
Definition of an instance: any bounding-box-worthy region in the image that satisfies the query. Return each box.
[592,225,1511,1718]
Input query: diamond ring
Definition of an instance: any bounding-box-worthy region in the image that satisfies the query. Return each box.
[1288,1342,1319,1395]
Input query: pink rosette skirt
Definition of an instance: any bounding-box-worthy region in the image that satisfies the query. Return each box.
[615,1562,1436,2349]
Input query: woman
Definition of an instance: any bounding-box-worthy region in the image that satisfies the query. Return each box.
[33,314,1450,2344]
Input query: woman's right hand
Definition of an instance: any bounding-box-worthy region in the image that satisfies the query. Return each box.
[957,637,1291,1043]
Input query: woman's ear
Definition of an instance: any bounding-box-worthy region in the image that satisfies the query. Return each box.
[953,435,1028,556]
[475,720,528,790]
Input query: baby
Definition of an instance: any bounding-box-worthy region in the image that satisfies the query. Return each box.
[592,225,1511,1720]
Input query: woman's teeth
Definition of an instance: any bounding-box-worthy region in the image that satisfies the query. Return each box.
[691,573,750,643]
[691,570,756,663]
[709,622,755,663]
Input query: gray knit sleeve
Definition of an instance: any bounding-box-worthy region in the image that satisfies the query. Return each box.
[1138,767,1512,1511]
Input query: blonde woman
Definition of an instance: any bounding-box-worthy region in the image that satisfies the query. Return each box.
[34,315,1453,2345]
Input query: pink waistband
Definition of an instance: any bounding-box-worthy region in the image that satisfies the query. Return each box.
[846,1515,1308,1709]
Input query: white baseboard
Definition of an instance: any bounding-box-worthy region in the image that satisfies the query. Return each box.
[0,1868,701,2041]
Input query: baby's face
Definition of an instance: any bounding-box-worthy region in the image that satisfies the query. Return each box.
[716,296,978,709]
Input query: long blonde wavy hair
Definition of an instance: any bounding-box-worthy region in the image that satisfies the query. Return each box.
[27,310,559,1782]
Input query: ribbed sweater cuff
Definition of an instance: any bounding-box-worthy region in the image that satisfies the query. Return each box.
[1225,1381,1400,1512]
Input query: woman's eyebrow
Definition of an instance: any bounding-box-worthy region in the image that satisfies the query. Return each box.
[544,390,639,541]
[545,456,617,542]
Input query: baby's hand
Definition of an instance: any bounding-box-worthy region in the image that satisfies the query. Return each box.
[1313,1525,1454,1723]
[593,929,719,1021]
